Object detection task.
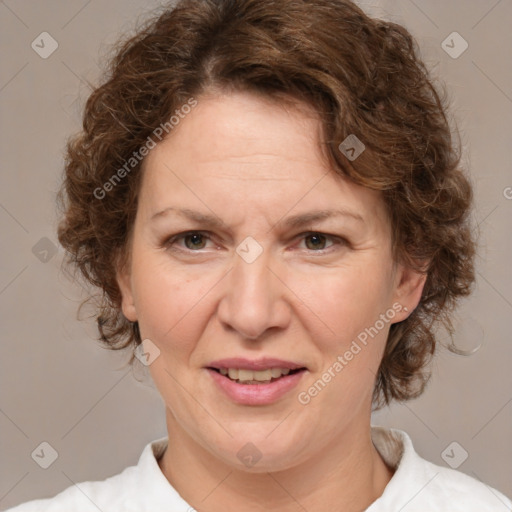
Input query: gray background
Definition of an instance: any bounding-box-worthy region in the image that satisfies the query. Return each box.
[1,0,511,509]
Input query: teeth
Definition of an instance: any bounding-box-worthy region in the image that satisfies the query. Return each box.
[218,367,293,383]
[270,368,282,378]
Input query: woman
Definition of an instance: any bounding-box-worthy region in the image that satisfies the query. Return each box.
[7,0,511,510]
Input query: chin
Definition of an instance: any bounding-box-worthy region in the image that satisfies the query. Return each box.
[213,436,307,474]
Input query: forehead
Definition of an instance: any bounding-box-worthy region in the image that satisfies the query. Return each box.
[138,91,388,231]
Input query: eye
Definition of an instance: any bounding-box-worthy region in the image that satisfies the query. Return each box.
[296,232,344,252]
[163,230,347,254]
[165,231,214,251]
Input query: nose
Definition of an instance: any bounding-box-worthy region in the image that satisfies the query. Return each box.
[216,245,291,341]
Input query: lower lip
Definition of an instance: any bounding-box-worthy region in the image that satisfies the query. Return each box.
[206,368,306,405]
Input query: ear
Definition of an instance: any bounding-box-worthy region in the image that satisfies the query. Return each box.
[116,258,138,322]
[391,262,428,323]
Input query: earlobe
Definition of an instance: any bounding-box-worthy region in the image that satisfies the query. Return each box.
[116,264,138,322]
[392,263,428,322]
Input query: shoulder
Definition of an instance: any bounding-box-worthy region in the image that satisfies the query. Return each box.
[419,458,512,510]
[369,425,512,512]
[4,437,174,512]
[5,465,139,512]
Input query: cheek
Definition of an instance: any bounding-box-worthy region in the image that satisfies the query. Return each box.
[131,255,216,351]
[294,261,394,345]
[131,242,394,364]
[296,272,391,408]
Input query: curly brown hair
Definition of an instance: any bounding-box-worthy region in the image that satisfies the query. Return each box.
[57,0,475,409]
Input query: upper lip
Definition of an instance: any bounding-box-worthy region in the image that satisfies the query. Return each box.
[207,357,307,371]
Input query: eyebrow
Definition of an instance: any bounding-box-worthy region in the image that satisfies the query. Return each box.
[150,207,364,229]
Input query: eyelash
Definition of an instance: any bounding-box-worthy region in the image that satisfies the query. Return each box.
[163,230,347,254]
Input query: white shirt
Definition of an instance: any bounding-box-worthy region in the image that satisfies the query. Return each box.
[6,426,512,511]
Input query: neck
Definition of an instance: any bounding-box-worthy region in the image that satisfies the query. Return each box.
[158,409,394,512]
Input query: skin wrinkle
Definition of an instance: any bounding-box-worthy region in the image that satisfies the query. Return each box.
[57,0,476,414]
[116,91,426,512]
[51,1,481,506]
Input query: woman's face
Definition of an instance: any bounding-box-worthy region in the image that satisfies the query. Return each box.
[118,90,424,471]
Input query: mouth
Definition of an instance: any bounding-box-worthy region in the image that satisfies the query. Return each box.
[205,358,308,405]
[207,366,306,385]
